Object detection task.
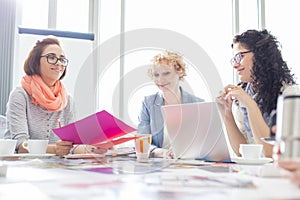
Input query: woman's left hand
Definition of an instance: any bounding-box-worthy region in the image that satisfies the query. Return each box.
[76,145,107,154]
[55,140,73,156]
[278,158,300,188]
[278,158,300,172]
[153,148,174,159]
[90,146,107,154]
[224,85,254,108]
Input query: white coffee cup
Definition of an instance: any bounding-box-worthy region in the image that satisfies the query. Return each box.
[134,134,152,162]
[239,144,263,159]
[0,139,17,155]
[22,139,49,154]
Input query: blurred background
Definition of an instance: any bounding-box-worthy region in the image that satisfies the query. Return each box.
[1,0,299,128]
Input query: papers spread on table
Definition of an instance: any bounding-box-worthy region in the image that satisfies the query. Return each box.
[105,147,135,157]
[52,110,136,146]
[63,154,105,159]
[93,136,140,149]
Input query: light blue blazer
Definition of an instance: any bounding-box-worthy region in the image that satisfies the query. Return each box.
[137,87,204,148]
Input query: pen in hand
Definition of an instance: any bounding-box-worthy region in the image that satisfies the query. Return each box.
[217,85,238,99]
[57,118,61,128]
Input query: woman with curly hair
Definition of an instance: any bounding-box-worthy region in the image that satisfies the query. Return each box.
[137,50,204,158]
[217,29,298,158]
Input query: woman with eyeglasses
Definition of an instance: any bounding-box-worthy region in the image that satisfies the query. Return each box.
[217,29,298,158]
[4,37,106,156]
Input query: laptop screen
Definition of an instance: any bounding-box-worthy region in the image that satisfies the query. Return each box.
[161,102,231,162]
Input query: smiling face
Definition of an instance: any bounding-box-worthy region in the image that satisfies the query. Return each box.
[232,43,254,82]
[40,44,66,86]
[151,60,181,93]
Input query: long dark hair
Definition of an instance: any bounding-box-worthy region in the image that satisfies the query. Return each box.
[232,29,296,113]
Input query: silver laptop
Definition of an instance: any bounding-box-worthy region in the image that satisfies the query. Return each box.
[161,102,231,162]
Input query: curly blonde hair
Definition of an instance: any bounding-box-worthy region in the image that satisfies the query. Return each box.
[148,50,187,80]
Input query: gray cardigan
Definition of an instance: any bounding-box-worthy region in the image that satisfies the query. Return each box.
[4,87,75,149]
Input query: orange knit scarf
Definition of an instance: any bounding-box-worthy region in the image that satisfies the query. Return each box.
[21,75,67,112]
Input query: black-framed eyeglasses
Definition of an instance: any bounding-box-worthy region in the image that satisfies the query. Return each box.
[40,53,69,67]
[230,50,252,66]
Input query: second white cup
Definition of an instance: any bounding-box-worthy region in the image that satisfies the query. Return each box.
[239,144,263,159]
[22,139,49,154]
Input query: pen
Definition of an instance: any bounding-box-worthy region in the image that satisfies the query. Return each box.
[225,85,238,94]
[57,118,61,128]
[217,85,238,99]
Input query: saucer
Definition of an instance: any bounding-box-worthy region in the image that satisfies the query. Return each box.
[231,157,273,165]
[0,154,22,160]
[261,137,276,145]
[17,153,56,159]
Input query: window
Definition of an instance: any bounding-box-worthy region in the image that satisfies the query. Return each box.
[20,0,295,127]
[56,0,89,32]
[118,0,233,126]
[265,0,300,82]
[97,0,122,117]
[20,0,89,32]
[238,0,258,32]
[20,0,49,29]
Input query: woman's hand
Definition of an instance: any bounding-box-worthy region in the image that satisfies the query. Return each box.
[152,148,174,159]
[224,84,254,108]
[55,140,73,156]
[72,145,107,154]
[278,158,300,188]
[90,146,107,154]
[278,158,300,172]
[216,84,237,117]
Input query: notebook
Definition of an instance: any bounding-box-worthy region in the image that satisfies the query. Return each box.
[161,102,231,162]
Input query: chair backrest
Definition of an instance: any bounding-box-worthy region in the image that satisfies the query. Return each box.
[0,115,7,139]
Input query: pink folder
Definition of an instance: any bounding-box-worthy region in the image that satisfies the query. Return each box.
[52,110,136,145]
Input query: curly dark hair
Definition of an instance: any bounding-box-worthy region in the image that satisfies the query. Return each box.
[232,29,296,114]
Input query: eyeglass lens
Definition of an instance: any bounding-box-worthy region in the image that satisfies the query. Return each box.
[230,50,251,65]
[231,53,242,65]
[43,54,69,67]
